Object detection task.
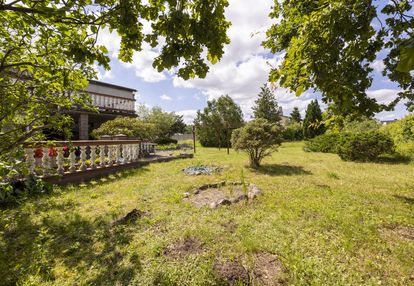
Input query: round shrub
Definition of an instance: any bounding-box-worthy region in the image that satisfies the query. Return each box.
[282,122,303,141]
[304,133,340,153]
[336,131,395,162]
[154,138,178,145]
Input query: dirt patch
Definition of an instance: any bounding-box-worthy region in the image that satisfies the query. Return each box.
[382,225,414,240]
[252,252,284,286]
[222,220,238,234]
[164,237,204,258]
[114,209,149,225]
[187,186,246,208]
[214,260,249,285]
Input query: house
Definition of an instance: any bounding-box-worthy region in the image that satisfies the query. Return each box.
[67,80,137,140]
[278,107,290,126]
[380,119,397,126]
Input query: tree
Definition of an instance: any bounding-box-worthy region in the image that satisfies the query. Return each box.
[91,117,155,140]
[290,107,302,123]
[252,85,281,124]
[0,0,230,159]
[137,106,185,139]
[195,95,244,148]
[303,100,325,139]
[264,0,414,117]
[231,119,282,168]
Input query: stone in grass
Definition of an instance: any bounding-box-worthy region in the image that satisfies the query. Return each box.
[209,199,232,209]
[229,193,248,204]
[248,185,262,200]
[183,192,190,198]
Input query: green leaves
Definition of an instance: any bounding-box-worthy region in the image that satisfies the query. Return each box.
[397,46,414,73]
[265,0,414,118]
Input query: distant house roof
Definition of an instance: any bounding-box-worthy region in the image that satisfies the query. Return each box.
[380,119,397,125]
[89,80,137,92]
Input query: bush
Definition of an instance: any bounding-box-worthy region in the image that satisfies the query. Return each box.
[154,138,177,145]
[342,117,381,133]
[0,166,51,204]
[282,122,303,141]
[381,115,414,156]
[92,117,155,140]
[336,131,395,162]
[231,119,283,168]
[304,133,340,153]
[156,143,178,151]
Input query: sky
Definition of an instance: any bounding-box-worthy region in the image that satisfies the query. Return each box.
[95,0,412,124]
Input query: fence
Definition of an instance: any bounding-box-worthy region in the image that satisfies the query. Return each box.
[23,140,156,178]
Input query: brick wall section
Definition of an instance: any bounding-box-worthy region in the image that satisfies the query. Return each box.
[79,113,89,140]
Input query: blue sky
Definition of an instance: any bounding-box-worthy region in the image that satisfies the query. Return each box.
[96,0,411,123]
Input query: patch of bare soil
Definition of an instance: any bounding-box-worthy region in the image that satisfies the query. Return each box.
[186,186,246,208]
[222,220,238,234]
[164,237,204,259]
[114,209,149,226]
[382,225,414,240]
[252,252,284,286]
[214,260,250,285]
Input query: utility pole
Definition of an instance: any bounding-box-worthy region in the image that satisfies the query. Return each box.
[192,125,196,154]
[226,123,230,155]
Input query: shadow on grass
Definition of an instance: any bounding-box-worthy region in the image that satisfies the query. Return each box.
[0,200,142,285]
[375,154,412,165]
[1,167,151,210]
[394,195,414,205]
[75,167,150,188]
[252,164,312,176]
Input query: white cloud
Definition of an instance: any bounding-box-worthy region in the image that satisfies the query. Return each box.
[367,88,400,104]
[176,109,198,124]
[160,94,172,101]
[97,28,121,58]
[171,0,318,119]
[97,69,114,80]
[371,60,385,73]
[120,43,167,82]
[97,28,167,83]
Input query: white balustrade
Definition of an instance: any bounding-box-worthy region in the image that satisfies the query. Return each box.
[56,147,65,175]
[22,140,156,178]
[25,148,35,174]
[90,146,97,169]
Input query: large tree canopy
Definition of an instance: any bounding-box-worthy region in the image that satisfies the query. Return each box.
[264,0,414,118]
[194,95,244,148]
[0,0,230,158]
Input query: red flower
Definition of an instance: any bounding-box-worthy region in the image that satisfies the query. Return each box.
[34,148,43,158]
[48,147,58,157]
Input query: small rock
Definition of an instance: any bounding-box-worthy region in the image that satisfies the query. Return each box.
[231,194,247,203]
[183,192,190,198]
[217,198,232,206]
[193,189,200,195]
[210,202,218,209]
[248,185,262,200]
[199,184,210,190]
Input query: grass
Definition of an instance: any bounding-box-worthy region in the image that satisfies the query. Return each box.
[1,142,414,285]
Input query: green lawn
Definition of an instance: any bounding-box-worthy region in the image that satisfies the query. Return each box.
[1,142,414,285]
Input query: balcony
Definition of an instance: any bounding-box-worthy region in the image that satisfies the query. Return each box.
[89,93,135,114]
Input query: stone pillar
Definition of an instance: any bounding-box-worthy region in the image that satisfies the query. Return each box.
[79,113,89,140]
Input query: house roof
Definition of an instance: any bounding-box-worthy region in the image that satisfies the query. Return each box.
[89,80,137,92]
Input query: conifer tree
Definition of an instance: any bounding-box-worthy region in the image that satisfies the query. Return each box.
[303,100,325,139]
[252,85,281,124]
[290,107,302,123]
